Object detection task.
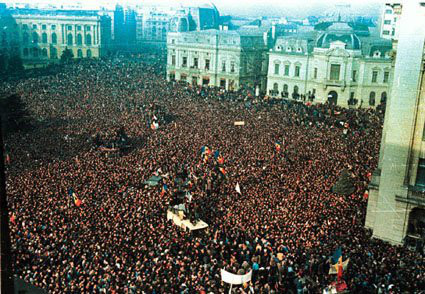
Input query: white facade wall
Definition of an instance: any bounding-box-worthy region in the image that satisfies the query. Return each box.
[266,46,392,108]
[167,31,265,91]
[380,3,402,40]
[12,12,110,60]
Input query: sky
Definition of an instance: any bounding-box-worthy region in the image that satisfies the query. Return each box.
[4,0,385,18]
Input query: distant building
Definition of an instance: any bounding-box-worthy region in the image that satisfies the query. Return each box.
[379,2,402,40]
[114,4,137,50]
[266,22,393,108]
[5,8,111,60]
[139,7,172,44]
[166,28,267,91]
[135,1,220,48]
[366,1,425,247]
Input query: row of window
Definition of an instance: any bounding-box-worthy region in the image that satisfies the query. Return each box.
[169,73,238,90]
[22,32,93,46]
[382,29,396,36]
[275,63,390,83]
[172,56,235,72]
[271,82,388,106]
[22,47,93,58]
[274,63,300,77]
[23,24,92,31]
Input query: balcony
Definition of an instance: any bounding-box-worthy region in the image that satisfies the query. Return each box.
[396,185,425,206]
[323,79,346,90]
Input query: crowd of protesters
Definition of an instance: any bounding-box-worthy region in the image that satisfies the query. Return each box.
[2,56,424,293]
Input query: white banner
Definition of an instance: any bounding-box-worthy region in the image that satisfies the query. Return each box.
[221,269,252,285]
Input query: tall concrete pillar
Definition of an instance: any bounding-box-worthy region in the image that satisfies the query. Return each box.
[367,1,425,244]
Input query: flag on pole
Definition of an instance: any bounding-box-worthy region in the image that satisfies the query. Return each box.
[275,141,282,152]
[329,247,349,279]
[214,150,225,164]
[151,121,159,130]
[219,167,226,175]
[218,155,224,165]
[161,184,168,196]
[201,146,211,156]
[235,183,241,194]
[73,192,82,207]
[331,247,342,265]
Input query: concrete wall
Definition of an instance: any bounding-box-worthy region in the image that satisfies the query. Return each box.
[367,1,425,244]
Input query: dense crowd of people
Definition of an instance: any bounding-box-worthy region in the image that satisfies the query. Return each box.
[2,56,424,293]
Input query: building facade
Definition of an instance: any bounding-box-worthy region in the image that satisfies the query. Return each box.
[365,1,425,247]
[135,1,220,48]
[166,29,267,91]
[113,5,137,50]
[6,8,111,61]
[266,22,392,108]
[379,3,402,40]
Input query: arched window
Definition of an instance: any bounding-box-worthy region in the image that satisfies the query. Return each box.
[32,47,39,57]
[283,84,288,93]
[77,34,82,45]
[77,49,83,58]
[32,32,39,44]
[369,91,376,106]
[381,92,387,104]
[42,48,48,57]
[86,34,92,46]
[42,32,47,44]
[50,47,57,59]
[86,49,92,58]
[293,85,299,100]
[67,33,73,46]
[23,32,29,45]
[51,33,57,44]
[273,83,279,93]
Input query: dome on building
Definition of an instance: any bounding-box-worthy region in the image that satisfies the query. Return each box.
[316,22,361,50]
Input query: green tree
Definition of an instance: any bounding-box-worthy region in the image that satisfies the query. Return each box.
[7,53,24,73]
[0,94,31,135]
[60,48,74,64]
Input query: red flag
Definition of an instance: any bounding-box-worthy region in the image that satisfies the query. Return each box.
[217,156,224,165]
[75,198,82,207]
[73,192,82,207]
[337,262,343,282]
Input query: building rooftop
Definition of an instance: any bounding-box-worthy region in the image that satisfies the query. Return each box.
[9,8,101,17]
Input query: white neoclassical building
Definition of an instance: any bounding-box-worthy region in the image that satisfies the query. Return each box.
[266,22,393,108]
[6,8,112,60]
[167,28,267,91]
